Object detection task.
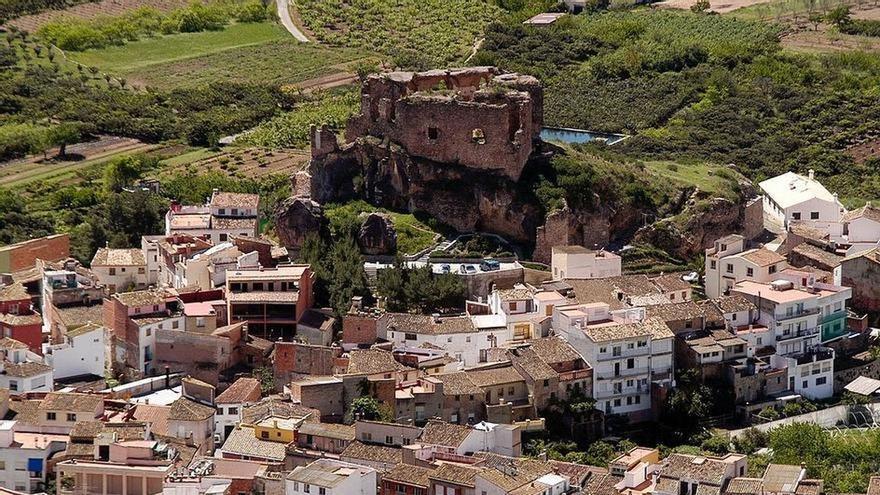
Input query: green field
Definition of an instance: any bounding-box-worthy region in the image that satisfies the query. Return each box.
[67,22,373,88]
[643,160,741,199]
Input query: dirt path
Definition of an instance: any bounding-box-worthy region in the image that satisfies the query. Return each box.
[289,71,358,92]
[276,0,309,42]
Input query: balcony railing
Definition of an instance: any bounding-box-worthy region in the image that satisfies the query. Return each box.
[594,385,645,400]
[595,347,651,361]
[790,347,834,365]
[776,327,819,342]
[775,308,820,323]
[595,367,650,380]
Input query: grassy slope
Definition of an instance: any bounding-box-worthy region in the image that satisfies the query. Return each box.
[642,161,739,199]
[67,21,375,88]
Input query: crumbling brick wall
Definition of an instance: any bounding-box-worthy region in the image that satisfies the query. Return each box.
[340,68,542,182]
[0,234,69,273]
[272,341,336,388]
[154,329,237,386]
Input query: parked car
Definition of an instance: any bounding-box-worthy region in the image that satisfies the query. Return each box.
[480,259,500,272]
[440,263,451,274]
[681,272,699,283]
[459,264,477,274]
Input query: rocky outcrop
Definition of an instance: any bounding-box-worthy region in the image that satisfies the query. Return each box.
[274,197,328,255]
[358,213,397,255]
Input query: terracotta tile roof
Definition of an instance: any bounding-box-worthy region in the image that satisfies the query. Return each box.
[498,287,536,301]
[216,377,262,404]
[0,282,29,302]
[419,420,472,447]
[651,273,691,292]
[385,313,476,335]
[346,348,410,375]
[509,347,557,381]
[0,337,30,350]
[435,372,484,396]
[712,295,756,314]
[91,248,146,266]
[762,464,804,493]
[66,322,103,338]
[789,223,830,242]
[41,392,103,412]
[790,243,843,269]
[298,309,336,332]
[842,203,880,223]
[866,476,880,495]
[221,425,286,461]
[210,192,260,210]
[69,420,104,440]
[585,317,674,342]
[241,398,319,425]
[564,275,663,310]
[477,453,553,492]
[468,366,526,387]
[842,246,880,264]
[115,290,167,308]
[168,398,214,421]
[740,248,786,267]
[340,440,403,466]
[429,463,481,487]
[9,399,40,424]
[56,303,104,329]
[795,480,822,495]
[661,453,731,486]
[646,301,708,323]
[132,404,171,436]
[383,463,432,488]
[527,336,583,365]
[227,291,299,303]
[548,460,607,487]
[3,360,52,377]
[296,422,355,441]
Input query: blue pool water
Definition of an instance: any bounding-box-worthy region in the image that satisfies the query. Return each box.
[540,126,628,146]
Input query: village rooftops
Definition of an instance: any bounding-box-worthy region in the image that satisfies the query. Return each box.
[40,391,103,412]
[429,463,481,488]
[583,317,674,343]
[114,289,169,308]
[564,275,664,311]
[759,171,839,209]
[740,248,787,267]
[0,336,29,351]
[650,273,692,292]
[215,377,262,404]
[842,246,880,264]
[0,282,29,302]
[286,459,373,488]
[297,422,355,441]
[660,452,745,486]
[211,217,258,230]
[477,453,554,492]
[3,361,52,377]
[221,425,286,461]
[91,248,146,266]
[383,463,432,488]
[790,243,843,269]
[168,397,214,421]
[209,191,260,211]
[509,346,558,381]
[712,295,757,314]
[762,464,805,493]
[435,371,484,396]
[527,336,583,364]
[241,398,319,425]
[646,301,712,323]
[843,202,880,223]
[385,313,476,335]
[467,365,526,387]
[346,348,412,375]
[419,420,472,448]
[498,286,537,301]
[341,440,403,465]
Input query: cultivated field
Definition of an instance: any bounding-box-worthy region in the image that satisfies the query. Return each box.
[8,0,190,31]
[65,22,375,89]
[158,147,311,179]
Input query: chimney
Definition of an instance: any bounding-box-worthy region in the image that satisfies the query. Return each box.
[808,169,814,180]
[165,366,171,389]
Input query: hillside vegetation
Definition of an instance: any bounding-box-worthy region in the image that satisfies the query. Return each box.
[476,8,880,204]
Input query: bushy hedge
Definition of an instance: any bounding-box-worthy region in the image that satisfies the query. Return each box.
[37,1,270,51]
[841,19,880,37]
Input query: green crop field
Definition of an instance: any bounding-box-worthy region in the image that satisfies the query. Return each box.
[66,22,374,88]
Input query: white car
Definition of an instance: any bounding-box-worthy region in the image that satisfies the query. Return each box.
[681,272,699,283]
[459,264,477,274]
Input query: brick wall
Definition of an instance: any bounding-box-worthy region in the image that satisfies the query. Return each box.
[743,197,764,241]
[231,237,274,268]
[0,234,69,273]
[154,330,236,386]
[342,314,379,345]
[289,379,344,421]
[841,256,880,312]
[272,342,336,388]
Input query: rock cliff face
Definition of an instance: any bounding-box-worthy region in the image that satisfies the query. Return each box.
[274,197,328,255]
[358,213,397,255]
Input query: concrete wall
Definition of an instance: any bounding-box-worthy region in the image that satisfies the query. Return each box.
[728,403,880,438]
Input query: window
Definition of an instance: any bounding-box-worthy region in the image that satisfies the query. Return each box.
[219,233,228,242]
[319,489,326,495]
[196,317,205,328]
[792,212,801,220]
[627,358,635,369]
[109,267,116,275]
[726,263,734,274]
[172,320,179,329]
[261,431,269,439]
[635,395,641,404]
[67,413,76,422]
[427,127,439,140]
[386,435,393,444]
[9,380,17,392]
[670,293,675,301]
[811,211,819,220]
[145,327,151,337]
[46,412,55,421]
[599,347,607,353]
[138,267,145,274]
[613,398,621,407]
[710,260,717,269]
[769,265,777,274]
[228,407,238,415]
[746,267,754,277]
[816,377,827,385]
[543,379,549,387]
[304,484,310,493]
[447,337,452,343]
[471,128,486,144]
[508,386,515,395]
[637,340,647,348]
[802,380,808,388]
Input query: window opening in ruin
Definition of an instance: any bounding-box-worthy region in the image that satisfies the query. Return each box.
[427,127,439,140]
[471,128,486,145]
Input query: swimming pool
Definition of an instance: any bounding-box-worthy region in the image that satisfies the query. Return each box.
[540,126,628,146]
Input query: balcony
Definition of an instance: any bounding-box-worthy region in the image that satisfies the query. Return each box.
[595,367,650,380]
[774,307,820,323]
[791,347,834,365]
[595,347,651,361]
[594,385,646,400]
[776,327,819,342]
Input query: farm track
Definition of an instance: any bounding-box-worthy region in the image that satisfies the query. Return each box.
[277,0,309,42]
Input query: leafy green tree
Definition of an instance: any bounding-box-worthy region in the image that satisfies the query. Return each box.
[376,255,409,311]
[103,155,143,193]
[691,0,711,12]
[49,122,82,157]
[327,238,370,317]
[825,6,851,27]
[350,396,382,421]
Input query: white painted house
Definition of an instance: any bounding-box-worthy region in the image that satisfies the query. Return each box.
[842,202,880,256]
[285,459,376,495]
[42,323,106,380]
[551,245,622,280]
[704,234,788,299]
[759,170,846,239]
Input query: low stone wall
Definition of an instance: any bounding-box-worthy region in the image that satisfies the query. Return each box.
[727,402,880,438]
